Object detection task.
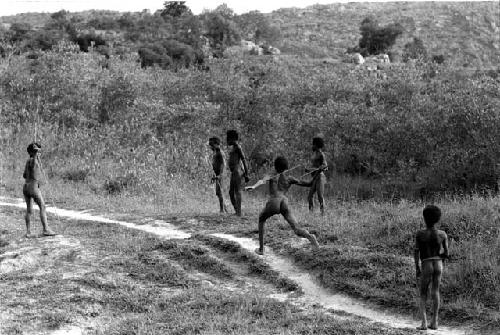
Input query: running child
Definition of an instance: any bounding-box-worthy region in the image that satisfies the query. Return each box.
[226,130,249,217]
[22,142,56,238]
[414,205,449,331]
[253,156,319,255]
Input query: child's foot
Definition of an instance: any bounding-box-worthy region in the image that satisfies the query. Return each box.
[416,324,427,331]
[25,233,36,238]
[42,229,56,236]
[428,323,438,330]
[309,234,320,249]
[254,248,264,255]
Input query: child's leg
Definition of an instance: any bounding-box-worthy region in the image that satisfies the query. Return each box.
[215,180,225,213]
[257,211,273,255]
[233,171,243,216]
[281,200,319,248]
[417,261,433,330]
[429,260,443,330]
[256,200,280,255]
[307,180,317,212]
[317,174,326,215]
[33,190,54,236]
[229,172,237,213]
[23,194,34,237]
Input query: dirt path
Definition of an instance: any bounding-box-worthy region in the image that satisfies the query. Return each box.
[0,196,472,335]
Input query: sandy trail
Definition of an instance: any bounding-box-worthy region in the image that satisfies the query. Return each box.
[0,196,472,334]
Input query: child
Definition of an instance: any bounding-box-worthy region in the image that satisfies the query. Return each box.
[22,142,56,238]
[254,156,319,255]
[226,130,249,217]
[305,136,328,215]
[414,205,449,331]
[209,137,227,213]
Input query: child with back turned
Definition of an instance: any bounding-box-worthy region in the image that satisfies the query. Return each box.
[414,205,449,330]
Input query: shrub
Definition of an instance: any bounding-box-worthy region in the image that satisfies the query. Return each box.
[358,16,404,55]
[403,37,428,62]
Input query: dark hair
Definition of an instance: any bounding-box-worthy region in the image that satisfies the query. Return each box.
[226,130,239,143]
[274,156,288,173]
[209,137,221,145]
[312,137,324,149]
[26,142,41,154]
[423,205,441,227]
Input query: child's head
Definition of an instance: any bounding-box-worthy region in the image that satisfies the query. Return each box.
[209,137,221,150]
[226,130,238,145]
[312,136,324,150]
[26,142,41,156]
[274,156,288,173]
[423,205,441,228]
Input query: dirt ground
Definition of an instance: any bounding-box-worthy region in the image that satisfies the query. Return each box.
[0,199,484,335]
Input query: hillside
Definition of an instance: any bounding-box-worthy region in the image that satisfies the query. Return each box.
[270,1,500,67]
[0,2,498,67]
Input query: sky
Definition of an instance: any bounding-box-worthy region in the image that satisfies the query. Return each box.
[0,0,492,16]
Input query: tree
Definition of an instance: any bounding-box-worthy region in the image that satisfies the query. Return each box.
[213,3,235,19]
[358,17,403,55]
[235,11,281,44]
[161,1,192,18]
[8,22,32,42]
[203,11,240,56]
[138,44,172,69]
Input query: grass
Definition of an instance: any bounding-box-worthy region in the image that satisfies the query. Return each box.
[194,234,301,293]
[1,152,499,332]
[0,206,421,335]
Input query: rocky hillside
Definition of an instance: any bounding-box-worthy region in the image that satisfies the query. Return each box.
[271,1,500,67]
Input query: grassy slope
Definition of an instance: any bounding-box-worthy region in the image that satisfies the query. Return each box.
[270,2,500,66]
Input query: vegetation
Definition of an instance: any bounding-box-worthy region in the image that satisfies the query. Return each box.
[0,1,499,333]
[357,16,403,55]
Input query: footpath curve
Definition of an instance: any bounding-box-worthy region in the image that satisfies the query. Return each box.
[0,196,472,335]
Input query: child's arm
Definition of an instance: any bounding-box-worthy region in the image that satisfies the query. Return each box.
[318,152,328,171]
[236,145,249,182]
[414,234,421,277]
[23,160,29,179]
[213,152,224,178]
[289,176,312,187]
[440,231,449,260]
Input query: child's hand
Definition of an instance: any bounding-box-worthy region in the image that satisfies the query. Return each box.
[244,175,250,183]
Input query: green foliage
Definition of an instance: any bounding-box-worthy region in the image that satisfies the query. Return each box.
[235,11,281,45]
[0,43,499,197]
[203,11,241,56]
[161,1,192,18]
[358,16,403,55]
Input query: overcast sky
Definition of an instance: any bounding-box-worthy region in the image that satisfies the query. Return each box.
[0,0,491,16]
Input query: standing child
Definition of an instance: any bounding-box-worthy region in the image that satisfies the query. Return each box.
[253,156,319,255]
[414,205,449,331]
[305,136,328,215]
[22,142,56,238]
[209,137,227,213]
[226,130,249,217]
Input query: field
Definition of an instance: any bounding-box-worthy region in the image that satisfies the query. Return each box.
[1,1,500,334]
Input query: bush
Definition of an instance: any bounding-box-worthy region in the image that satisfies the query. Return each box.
[104,173,139,195]
[403,37,428,62]
[358,16,403,55]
